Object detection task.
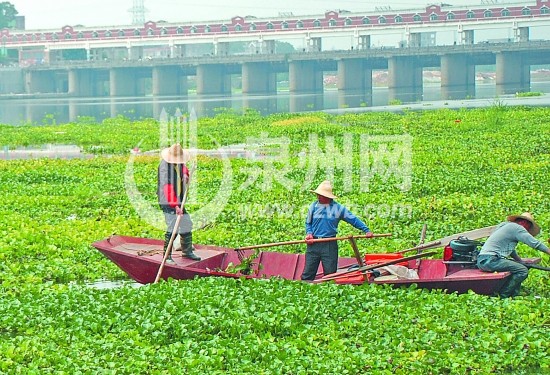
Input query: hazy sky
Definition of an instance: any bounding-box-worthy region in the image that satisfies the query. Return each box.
[11,0,485,30]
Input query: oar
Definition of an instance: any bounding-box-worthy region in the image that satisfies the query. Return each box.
[154,163,195,283]
[395,225,497,254]
[314,250,437,283]
[235,233,392,251]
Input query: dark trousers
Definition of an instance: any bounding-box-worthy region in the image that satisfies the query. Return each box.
[477,255,529,298]
[301,241,338,281]
[162,208,193,235]
[162,208,193,253]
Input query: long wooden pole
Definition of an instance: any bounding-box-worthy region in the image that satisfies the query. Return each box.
[393,240,442,254]
[314,250,437,283]
[154,163,194,284]
[348,236,365,268]
[235,233,392,251]
[393,225,496,254]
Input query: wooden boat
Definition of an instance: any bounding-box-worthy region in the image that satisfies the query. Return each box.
[93,235,541,296]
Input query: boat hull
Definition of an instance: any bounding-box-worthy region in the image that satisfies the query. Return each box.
[92,235,537,296]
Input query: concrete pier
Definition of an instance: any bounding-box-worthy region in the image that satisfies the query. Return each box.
[337,59,373,107]
[496,52,530,94]
[289,60,322,93]
[388,56,423,103]
[441,54,475,100]
[68,69,95,96]
[109,68,138,96]
[242,62,277,95]
[25,70,58,94]
[152,66,184,96]
[196,64,231,95]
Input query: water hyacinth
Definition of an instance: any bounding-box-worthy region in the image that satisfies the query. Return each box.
[0,107,549,374]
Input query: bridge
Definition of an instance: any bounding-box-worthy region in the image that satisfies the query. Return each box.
[1,0,549,104]
[2,0,550,61]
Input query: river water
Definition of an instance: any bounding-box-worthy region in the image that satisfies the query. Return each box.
[1,81,550,126]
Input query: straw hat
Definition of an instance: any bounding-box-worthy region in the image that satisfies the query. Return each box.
[311,180,337,199]
[507,212,541,236]
[161,144,190,164]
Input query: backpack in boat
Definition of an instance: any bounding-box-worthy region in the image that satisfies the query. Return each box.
[443,236,482,262]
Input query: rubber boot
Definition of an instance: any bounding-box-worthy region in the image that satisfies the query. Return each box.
[181,232,201,261]
[163,232,176,264]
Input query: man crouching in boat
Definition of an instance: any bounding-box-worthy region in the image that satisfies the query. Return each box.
[157,144,201,263]
[477,212,549,298]
[301,180,373,281]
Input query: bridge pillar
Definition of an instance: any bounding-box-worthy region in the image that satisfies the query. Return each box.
[152,66,184,96]
[388,56,422,103]
[242,62,276,94]
[289,60,323,93]
[337,59,372,107]
[196,64,231,95]
[441,54,475,100]
[109,68,137,96]
[68,69,95,96]
[25,70,57,93]
[496,52,530,94]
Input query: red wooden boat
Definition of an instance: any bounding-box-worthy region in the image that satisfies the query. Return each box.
[92,235,540,296]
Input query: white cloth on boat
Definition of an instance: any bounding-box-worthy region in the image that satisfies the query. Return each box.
[378,265,419,280]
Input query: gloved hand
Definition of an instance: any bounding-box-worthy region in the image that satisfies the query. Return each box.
[305,233,314,245]
[176,206,184,215]
[365,232,374,238]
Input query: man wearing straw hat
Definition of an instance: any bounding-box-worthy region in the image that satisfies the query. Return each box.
[157,143,201,262]
[477,212,549,298]
[301,180,373,281]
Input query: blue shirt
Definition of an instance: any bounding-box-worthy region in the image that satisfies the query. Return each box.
[479,221,549,258]
[305,201,370,238]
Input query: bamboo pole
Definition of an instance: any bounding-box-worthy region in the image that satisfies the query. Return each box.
[235,233,392,252]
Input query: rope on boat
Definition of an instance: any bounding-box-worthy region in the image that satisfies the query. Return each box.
[137,249,163,256]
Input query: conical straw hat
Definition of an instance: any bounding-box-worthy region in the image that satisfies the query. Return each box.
[507,212,541,236]
[161,144,190,164]
[311,180,337,199]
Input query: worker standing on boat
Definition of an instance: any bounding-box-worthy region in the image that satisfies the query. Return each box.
[157,143,201,262]
[477,212,549,298]
[301,180,373,281]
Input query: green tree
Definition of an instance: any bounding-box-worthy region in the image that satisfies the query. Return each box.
[0,1,18,29]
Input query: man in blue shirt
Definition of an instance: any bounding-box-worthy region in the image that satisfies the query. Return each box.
[301,180,373,281]
[477,212,549,298]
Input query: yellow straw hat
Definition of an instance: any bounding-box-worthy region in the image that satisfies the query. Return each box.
[507,212,541,236]
[311,180,337,199]
[161,144,190,164]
